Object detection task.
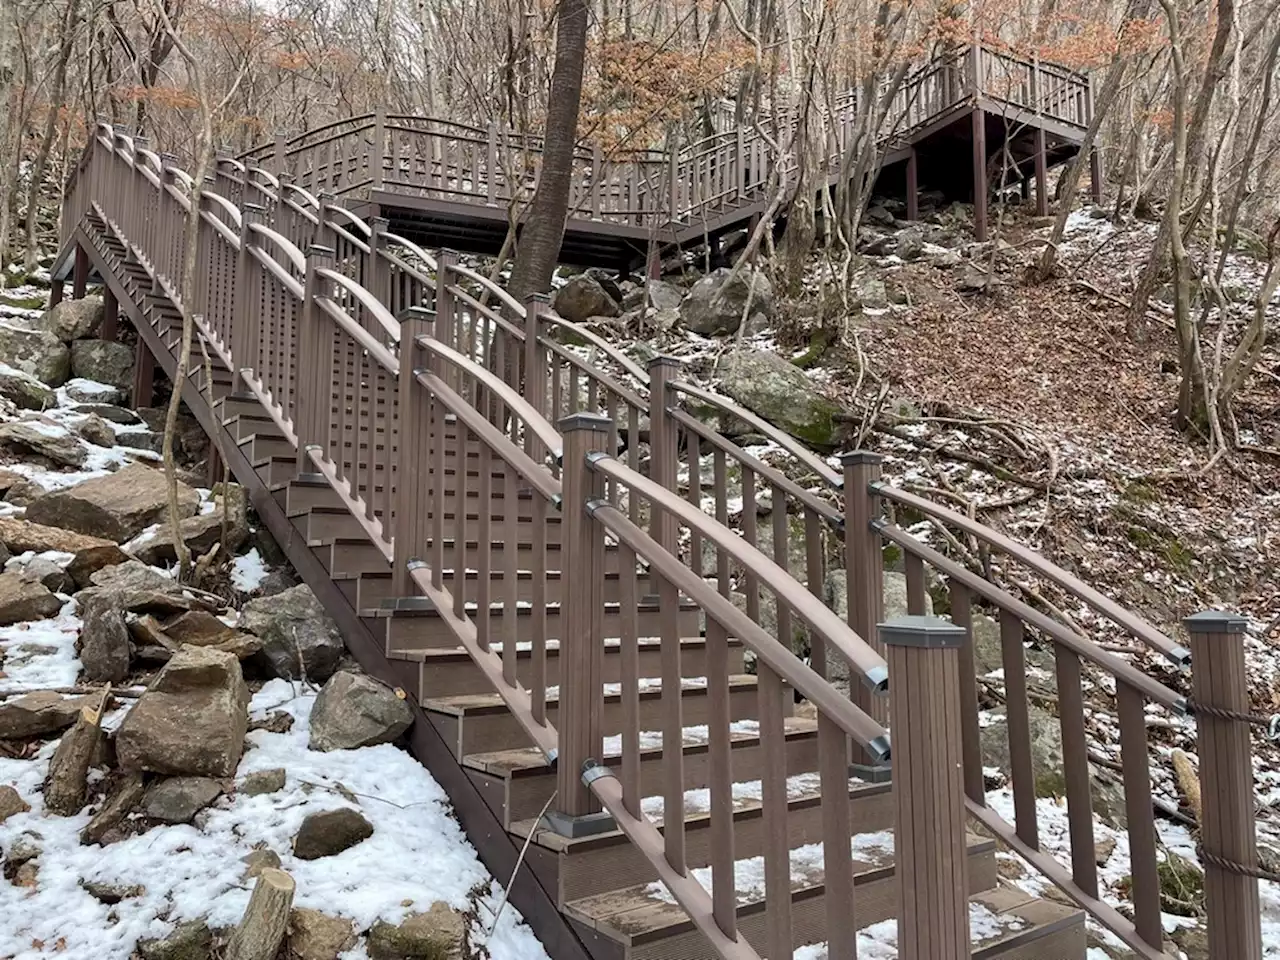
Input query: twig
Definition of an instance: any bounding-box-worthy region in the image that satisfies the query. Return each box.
[0,685,145,700]
[488,788,558,930]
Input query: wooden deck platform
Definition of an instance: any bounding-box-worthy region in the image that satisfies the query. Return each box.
[224,43,1094,271]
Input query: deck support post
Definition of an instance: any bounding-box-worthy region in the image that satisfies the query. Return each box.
[131,342,155,409]
[1089,148,1103,204]
[882,616,970,960]
[546,412,614,836]
[843,450,891,781]
[101,287,118,342]
[971,108,988,242]
[905,148,919,221]
[48,278,64,309]
[1184,611,1264,960]
[73,244,90,299]
[1034,129,1049,216]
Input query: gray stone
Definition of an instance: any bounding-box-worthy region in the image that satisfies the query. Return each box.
[957,263,991,292]
[309,671,413,751]
[241,847,282,880]
[85,561,191,615]
[241,767,287,796]
[7,833,41,864]
[896,227,925,261]
[25,463,199,542]
[70,340,134,392]
[288,908,358,960]
[73,412,116,448]
[75,402,141,424]
[18,557,73,594]
[242,584,344,682]
[0,420,86,467]
[679,267,774,336]
[143,776,223,823]
[865,204,895,226]
[0,369,55,410]
[137,920,213,960]
[0,322,71,385]
[856,276,889,310]
[116,646,250,778]
[0,691,92,738]
[64,379,124,405]
[80,879,145,904]
[293,807,374,860]
[130,485,249,565]
[0,572,63,626]
[116,429,163,454]
[3,480,45,506]
[367,902,465,960]
[40,298,103,341]
[718,347,843,448]
[0,785,30,823]
[553,274,620,323]
[621,279,684,313]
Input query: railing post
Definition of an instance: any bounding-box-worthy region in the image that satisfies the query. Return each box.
[547,412,613,836]
[843,451,890,779]
[1184,611,1264,960]
[392,309,436,598]
[296,243,335,473]
[48,277,64,309]
[372,107,386,190]
[647,356,680,551]
[486,122,498,204]
[435,248,459,359]
[274,129,288,177]
[523,292,550,427]
[368,217,389,309]
[236,203,264,392]
[881,615,971,960]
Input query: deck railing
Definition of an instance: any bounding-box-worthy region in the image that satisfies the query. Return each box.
[59,119,1269,960]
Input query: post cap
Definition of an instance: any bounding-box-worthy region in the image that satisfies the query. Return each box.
[526,291,551,305]
[439,247,459,261]
[879,615,966,649]
[647,354,681,370]
[306,243,336,258]
[840,450,883,466]
[559,412,613,433]
[398,305,436,323]
[1183,610,1249,635]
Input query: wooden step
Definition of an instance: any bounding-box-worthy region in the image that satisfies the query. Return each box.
[965,887,1087,960]
[214,392,267,424]
[292,505,368,542]
[395,635,746,699]
[240,432,295,464]
[464,717,821,828]
[229,413,285,442]
[515,774,895,904]
[562,831,999,960]
[275,474,343,515]
[373,598,704,653]
[424,674,766,757]
[352,568,660,610]
[324,537,392,577]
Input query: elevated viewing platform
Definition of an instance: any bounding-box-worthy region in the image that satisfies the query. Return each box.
[227,42,1095,271]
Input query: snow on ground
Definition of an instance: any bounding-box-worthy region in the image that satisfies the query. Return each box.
[230,548,270,592]
[792,902,1028,959]
[0,603,82,690]
[0,679,550,960]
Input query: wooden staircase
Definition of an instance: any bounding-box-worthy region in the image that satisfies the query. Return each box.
[51,120,1273,960]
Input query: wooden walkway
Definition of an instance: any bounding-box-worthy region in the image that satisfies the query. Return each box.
[228,43,1097,269]
[47,111,1269,960]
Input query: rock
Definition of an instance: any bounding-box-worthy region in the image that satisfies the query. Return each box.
[679,267,774,336]
[249,711,295,734]
[40,297,103,341]
[137,406,206,459]
[26,463,199,542]
[0,572,63,625]
[78,591,131,682]
[116,646,250,778]
[1158,851,1204,916]
[7,834,41,865]
[242,584,344,682]
[0,368,55,411]
[367,902,465,960]
[553,275,620,323]
[75,402,141,424]
[73,412,117,448]
[855,276,889,310]
[0,691,91,738]
[64,379,124,404]
[13,860,38,886]
[0,322,71,385]
[1095,835,1117,865]
[861,233,897,256]
[865,204,895,226]
[80,772,145,845]
[308,672,413,751]
[143,776,223,823]
[70,339,133,393]
[956,263,991,292]
[20,556,73,594]
[130,486,250,565]
[0,420,86,467]
[241,767,287,796]
[621,279,684,312]
[896,227,925,261]
[0,785,30,823]
[162,610,238,646]
[3,479,45,506]
[0,469,20,496]
[0,517,130,587]
[80,879,144,903]
[242,847,282,881]
[117,429,163,454]
[288,908,357,960]
[292,807,374,860]
[137,919,213,960]
[718,347,843,448]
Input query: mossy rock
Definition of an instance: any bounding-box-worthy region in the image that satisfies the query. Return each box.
[1157,852,1204,917]
[718,346,843,449]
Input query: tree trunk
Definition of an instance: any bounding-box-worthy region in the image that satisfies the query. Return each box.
[226,868,295,960]
[44,694,106,816]
[506,0,590,308]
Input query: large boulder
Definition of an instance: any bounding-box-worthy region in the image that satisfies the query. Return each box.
[73,412,117,448]
[0,368,55,411]
[25,462,199,542]
[553,275,620,323]
[129,485,249,565]
[242,584,344,682]
[116,645,250,778]
[64,378,124,405]
[40,297,103,341]
[288,908,357,960]
[0,517,130,587]
[0,322,71,385]
[143,776,223,824]
[77,591,131,683]
[718,347,843,448]
[309,672,413,751]
[0,572,63,625]
[679,267,774,336]
[622,279,684,313]
[0,691,92,739]
[367,902,465,960]
[87,560,192,614]
[137,920,213,960]
[293,807,374,860]
[70,340,134,393]
[0,420,86,467]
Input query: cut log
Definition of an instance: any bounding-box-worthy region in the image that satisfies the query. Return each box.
[1172,748,1202,824]
[225,867,295,960]
[44,689,108,815]
[80,772,145,845]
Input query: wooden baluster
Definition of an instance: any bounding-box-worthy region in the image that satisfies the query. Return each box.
[949,583,985,804]
[1118,679,1162,948]
[1001,610,1039,849]
[1055,642,1098,898]
[392,311,434,597]
[619,536,641,818]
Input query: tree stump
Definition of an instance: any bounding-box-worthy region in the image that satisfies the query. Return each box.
[45,690,107,816]
[226,867,295,960]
